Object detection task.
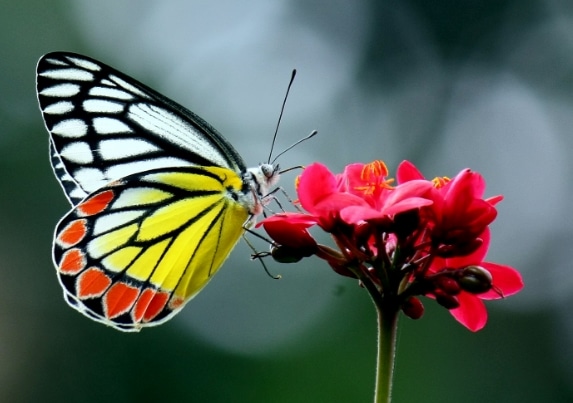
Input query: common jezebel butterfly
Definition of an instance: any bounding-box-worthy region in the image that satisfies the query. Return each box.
[36,52,280,331]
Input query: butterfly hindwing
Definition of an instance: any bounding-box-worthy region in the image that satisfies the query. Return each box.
[52,166,250,331]
[37,52,247,205]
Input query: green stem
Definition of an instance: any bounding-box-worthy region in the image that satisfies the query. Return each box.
[374,305,399,403]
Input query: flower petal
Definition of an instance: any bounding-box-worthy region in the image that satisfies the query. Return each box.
[479,262,524,299]
[259,213,318,227]
[339,205,383,223]
[261,213,318,249]
[298,163,338,213]
[337,163,366,193]
[450,292,488,331]
[396,160,425,183]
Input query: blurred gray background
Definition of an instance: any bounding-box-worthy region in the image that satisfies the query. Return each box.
[1,0,572,401]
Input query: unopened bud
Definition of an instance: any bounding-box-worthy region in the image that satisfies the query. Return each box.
[434,276,461,295]
[458,265,493,294]
[270,245,304,263]
[402,297,424,319]
[434,289,460,310]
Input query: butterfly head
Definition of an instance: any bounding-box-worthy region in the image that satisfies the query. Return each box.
[261,163,280,184]
[243,163,280,215]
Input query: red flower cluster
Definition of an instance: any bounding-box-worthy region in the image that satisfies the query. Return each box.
[260,160,523,331]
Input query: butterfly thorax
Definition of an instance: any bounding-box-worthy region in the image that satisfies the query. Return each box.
[242,163,280,218]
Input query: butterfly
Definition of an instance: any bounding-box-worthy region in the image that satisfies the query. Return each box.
[36,52,280,331]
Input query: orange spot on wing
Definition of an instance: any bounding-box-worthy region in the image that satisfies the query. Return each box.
[104,282,140,319]
[132,288,169,323]
[168,296,185,311]
[78,190,115,216]
[76,267,112,299]
[57,219,87,247]
[132,288,154,323]
[59,248,86,274]
[144,291,170,322]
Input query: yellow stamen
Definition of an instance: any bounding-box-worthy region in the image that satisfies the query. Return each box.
[294,175,301,190]
[361,160,389,180]
[355,160,394,195]
[432,176,451,188]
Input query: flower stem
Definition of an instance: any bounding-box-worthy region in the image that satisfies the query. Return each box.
[374,304,399,403]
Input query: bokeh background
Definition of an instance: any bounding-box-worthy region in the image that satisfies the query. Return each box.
[2,0,573,402]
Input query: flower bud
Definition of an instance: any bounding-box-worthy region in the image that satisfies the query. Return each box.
[402,297,424,319]
[434,275,461,295]
[434,289,460,309]
[458,265,493,294]
[270,245,305,264]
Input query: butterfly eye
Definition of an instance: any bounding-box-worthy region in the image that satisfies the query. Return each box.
[261,163,276,179]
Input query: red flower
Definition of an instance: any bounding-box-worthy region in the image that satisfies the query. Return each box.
[260,159,523,331]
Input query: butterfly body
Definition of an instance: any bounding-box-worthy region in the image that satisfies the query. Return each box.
[37,52,279,331]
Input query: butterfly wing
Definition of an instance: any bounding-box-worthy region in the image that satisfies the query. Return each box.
[37,52,246,205]
[53,166,250,331]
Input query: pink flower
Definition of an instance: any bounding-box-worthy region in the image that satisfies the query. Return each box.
[260,159,523,331]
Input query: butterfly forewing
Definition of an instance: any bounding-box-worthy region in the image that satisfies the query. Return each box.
[53,166,250,331]
[49,139,89,203]
[37,52,247,205]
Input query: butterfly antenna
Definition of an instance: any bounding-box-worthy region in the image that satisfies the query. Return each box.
[268,69,297,164]
[271,130,317,165]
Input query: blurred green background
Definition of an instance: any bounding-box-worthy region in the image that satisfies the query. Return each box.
[2,0,572,402]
